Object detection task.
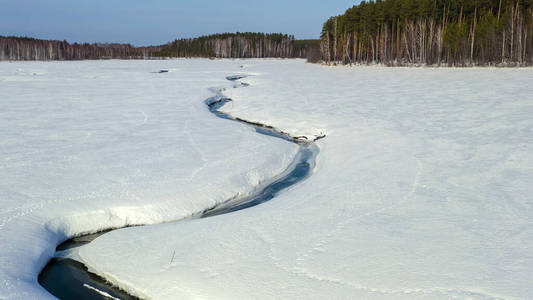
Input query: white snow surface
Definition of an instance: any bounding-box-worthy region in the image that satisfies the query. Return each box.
[1,59,533,299]
[80,60,533,299]
[0,59,298,299]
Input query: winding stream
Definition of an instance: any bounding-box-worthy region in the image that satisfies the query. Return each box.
[38,74,321,300]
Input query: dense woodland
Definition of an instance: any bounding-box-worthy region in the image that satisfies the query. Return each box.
[321,0,533,66]
[293,39,322,60]
[0,36,159,60]
[154,33,315,58]
[0,33,318,61]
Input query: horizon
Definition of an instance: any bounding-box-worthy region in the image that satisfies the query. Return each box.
[1,0,357,46]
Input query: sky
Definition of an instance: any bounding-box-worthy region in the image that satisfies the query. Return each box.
[1,0,356,46]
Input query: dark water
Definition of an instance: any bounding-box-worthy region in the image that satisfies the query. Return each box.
[202,146,315,217]
[39,259,141,300]
[39,75,319,300]
[226,75,246,81]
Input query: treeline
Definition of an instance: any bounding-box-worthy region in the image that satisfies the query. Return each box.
[294,39,322,61]
[0,33,319,61]
[0,36,159,61]
[154,32,318,58]
[321,0,533,66]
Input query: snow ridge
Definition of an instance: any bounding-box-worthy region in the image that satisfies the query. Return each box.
[40,73,323,300]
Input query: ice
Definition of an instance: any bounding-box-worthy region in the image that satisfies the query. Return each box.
[2,59,533,299]
[81,61,533,299]
[82,284,120,300]
[0,60,298,298]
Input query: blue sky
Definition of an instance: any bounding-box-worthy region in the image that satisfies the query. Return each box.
[1,0,356,46]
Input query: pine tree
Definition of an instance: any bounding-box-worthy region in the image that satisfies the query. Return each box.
[320,0,533,66]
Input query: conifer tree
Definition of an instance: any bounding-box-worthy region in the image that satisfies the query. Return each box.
[320,0,533,66]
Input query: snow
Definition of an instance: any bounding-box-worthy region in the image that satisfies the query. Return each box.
[80,61,533,299]
[1,59,533,299]
[0,59,298,299]
[82,284,120,300]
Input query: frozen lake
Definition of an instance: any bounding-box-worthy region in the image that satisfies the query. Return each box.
[1,59,533,299]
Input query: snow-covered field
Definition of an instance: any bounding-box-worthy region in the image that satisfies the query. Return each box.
[0,60,298,298]
[2,59,533,299]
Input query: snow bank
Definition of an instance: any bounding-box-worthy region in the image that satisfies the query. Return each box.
[0,59,298,298]
[82,60,533,299]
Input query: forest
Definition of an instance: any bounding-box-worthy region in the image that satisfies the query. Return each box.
[155,33,308,58]
[0,33,318,61]
[0,36,159,60]
[320,0,533,66]
[159,33,286,58]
